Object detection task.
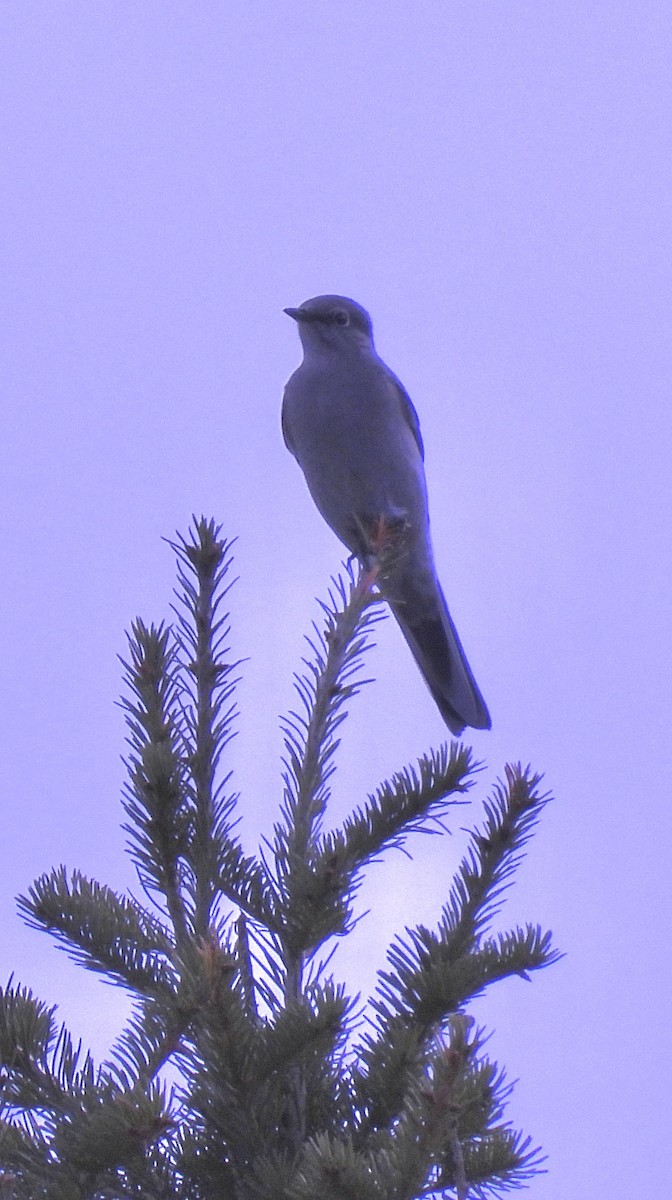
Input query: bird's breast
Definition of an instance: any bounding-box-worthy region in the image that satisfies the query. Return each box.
[283,361,427,554]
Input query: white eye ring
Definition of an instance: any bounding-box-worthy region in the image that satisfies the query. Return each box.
[333,310,349,326]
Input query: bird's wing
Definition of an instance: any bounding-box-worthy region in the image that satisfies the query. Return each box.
[281,388,296,455]
[384,367,425,461]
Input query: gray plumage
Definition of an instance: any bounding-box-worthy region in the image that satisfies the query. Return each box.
[282,294,491,735]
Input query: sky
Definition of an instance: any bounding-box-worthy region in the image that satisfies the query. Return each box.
[1,3,670,1195]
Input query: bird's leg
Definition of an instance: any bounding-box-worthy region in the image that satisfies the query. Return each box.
[353,511,411,598]
[369,512,412,576]
[369,512,410,553]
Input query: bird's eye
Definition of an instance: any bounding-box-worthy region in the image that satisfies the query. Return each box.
[333,310,349,326]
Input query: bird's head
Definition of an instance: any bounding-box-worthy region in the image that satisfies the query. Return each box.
[284,295,375,354]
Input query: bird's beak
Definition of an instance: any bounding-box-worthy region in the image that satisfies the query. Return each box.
[284,306,319,323]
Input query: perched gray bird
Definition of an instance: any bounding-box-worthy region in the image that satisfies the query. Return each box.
[282,295,491,735]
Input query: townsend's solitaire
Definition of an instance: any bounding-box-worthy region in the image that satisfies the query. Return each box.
[282,295,491,735]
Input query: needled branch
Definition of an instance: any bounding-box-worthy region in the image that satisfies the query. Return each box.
[169,522,240,938]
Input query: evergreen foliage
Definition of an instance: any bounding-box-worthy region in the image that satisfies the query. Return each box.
[0,519,559,1199]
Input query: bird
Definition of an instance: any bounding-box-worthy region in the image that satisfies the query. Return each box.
[282,294,491,736]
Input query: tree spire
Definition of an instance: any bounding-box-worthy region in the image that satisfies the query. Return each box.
[1,519,558,1199]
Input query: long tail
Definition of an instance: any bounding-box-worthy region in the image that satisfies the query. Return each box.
[386,573,491,736]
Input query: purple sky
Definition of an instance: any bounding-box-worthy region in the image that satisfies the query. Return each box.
[2,5,670,1196]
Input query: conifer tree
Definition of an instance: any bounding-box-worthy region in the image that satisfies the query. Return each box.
[0,519,558,1199]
